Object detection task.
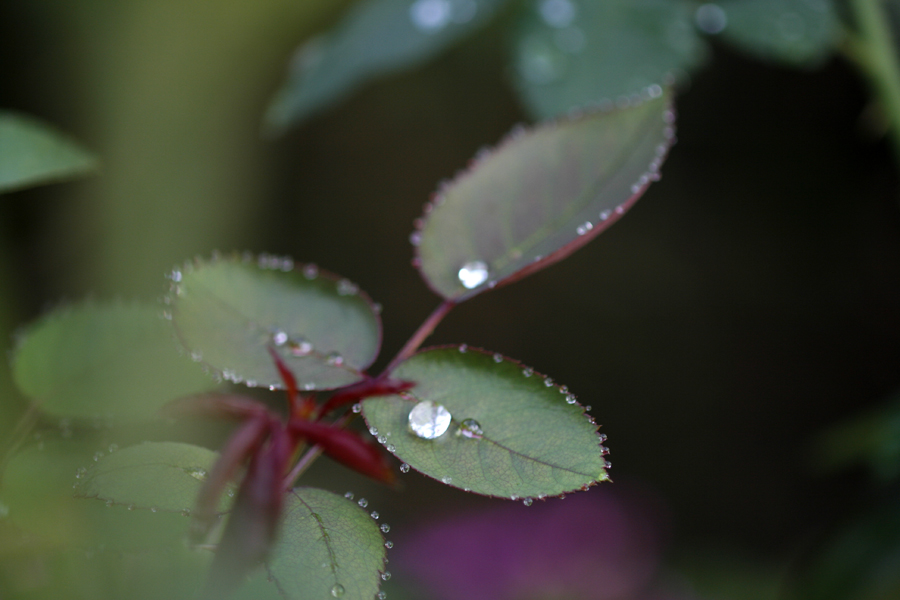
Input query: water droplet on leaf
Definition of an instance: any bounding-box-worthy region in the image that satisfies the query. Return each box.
[399,463,410,474]
[523,498,533,506]
[381,571,392,581]
[576,221,593,235]
[371,511,379,519]
[352,403,362,413]
[408,400,452,439]
[331,584,345,597]
[457,418,484,439]
[358,498,368,508]
[384,541,394,550]
[458,261,489,289]
[272,330,288,346]
[381,523,391,533]
[344,491,354,500]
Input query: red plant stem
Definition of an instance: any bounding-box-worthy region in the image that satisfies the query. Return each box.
[381,299,455,376]
[283,412,354,488]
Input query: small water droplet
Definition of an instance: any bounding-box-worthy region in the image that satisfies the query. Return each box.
[599,209,612,221]
[400,463,410,474]
[93,451,104,462]
[377,592,387,600]
[75,467,87,479]
[169,269,183,282]
[408,400,452,439]
[457,418,484,439]
[381,571,392,581]
[410,0,451,32]
[522,367,533,377]
[458,343,468,353]
[600,445,610,455]
[303,264,318,279]
[598,433,608,443]
[150,506,158,513]
[566,394,577,404]
[344,491,354,500]
[384,541,394,550]
[303,382,316,391]
[458,261,489,289]
[387,444,396,452]
[523,498,533,506]
[181,508,191,516]
[441,476,452,484]
[604,460,612,469]
[358,498,368,508]
[378,434,387,444]
[369,426,379,436]
[559,386,568,394]
[186,467,208,481]
[227,489,235,497]
[273,330,289,346]
[695,3,727,34]
[326,352,345,366]
[543,378,554,387]
[289,337,314,356]
[337,279,358,296]
[331,584,346,597]
[576,221,593,235]
[127,504,136,511]
[370,511,380,520]
[381,523,391,533]
[510,494,519,501]
[106,500,114,508]
[585,405,591,411]
[409,231,422,246]
[492,353,503,363]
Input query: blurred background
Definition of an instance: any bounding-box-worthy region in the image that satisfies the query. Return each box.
[2,0,900,598]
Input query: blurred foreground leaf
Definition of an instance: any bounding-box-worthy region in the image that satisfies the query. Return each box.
[264,0,512,133]
[170,255,382,390]
[0,111,97,193]
[717,0,840,67]
[509,0,706,119]
[11,301,216,420]
[414,91,673,301]
[75,441,230,514]
[263,487,386,600]
[363,347,609,498]
[0,440,191,550]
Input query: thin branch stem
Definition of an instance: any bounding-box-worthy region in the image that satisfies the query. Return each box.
[848,0,900,159]
[381,299,456,376]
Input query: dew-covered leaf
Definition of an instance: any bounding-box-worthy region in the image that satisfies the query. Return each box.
[74,441,230,514]
[0,440,192,549]
[0,111,98,193]
[11,301,217,420]
[362,347,609,498]
[264,0,513,133]
[714,0,840,67]
[169,254,382,391]
[508,0,706,119]
[263,487,386,600]
[414,91,673,301]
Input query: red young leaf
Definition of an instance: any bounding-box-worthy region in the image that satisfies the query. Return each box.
[289,419,395,485]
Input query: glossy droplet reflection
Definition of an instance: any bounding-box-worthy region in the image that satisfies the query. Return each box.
[456,418,483,439]
[408,400,452,439]
[458,261,489,289]
[331,584,345,597]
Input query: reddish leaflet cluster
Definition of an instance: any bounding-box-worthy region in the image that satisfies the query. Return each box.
[164,349,412,596]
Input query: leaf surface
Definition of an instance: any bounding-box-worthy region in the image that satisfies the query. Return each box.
[75,441,230,513]
[170,255,382,390]
[264,0,512,133]
[716,0,840,67]
[264,487,386,600]
[11,301,216,419]
[363,347,609,498]
[0,111,98,193]
[509,0,705,119]
[414,92,673,301]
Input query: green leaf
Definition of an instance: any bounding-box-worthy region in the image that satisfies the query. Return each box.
[0,111,98,193]
[169,254,382,390]
[715,0,840,67]
[264,0,512,133]
[11,300,217,420]
[75,441,231,514]
[508,0,706,119]
[263,487,386,600]
[414,91,673,301]
[0,440,192,550]
[362,346,609,498]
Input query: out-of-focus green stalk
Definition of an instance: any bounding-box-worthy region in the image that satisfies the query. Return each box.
[848,0,900,161]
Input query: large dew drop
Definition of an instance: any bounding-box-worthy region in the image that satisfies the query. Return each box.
[408,400,452,439]
[457,261,489,289]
